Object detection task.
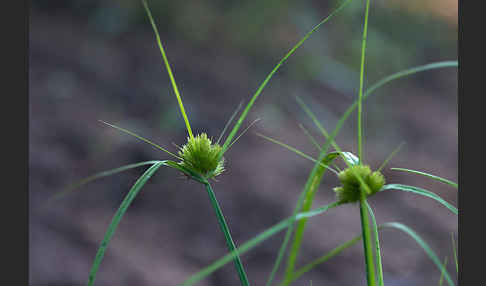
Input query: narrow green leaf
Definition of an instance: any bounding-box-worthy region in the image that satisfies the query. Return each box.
[87,161,167,286]
[141,0,193,138]
[282,234,362,285]
[219,0,354,160]
[366,201,384,286]
[179,201,340,286]
[451,233,458,273]
[267,151,340,286]
[46,161,162,204]
[226,118,262,151]
[381,222,455,286]
[255,132,339,175]
[391,167,458,189]
[377,142,405,172]
[365,61,458,97]
[99,120,182,160]
[217,101,244,145]
[380,184,457,215]
[439,256,449,286]
[298,123,322,152]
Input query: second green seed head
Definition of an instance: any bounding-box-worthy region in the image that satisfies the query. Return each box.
[333,165,385,204]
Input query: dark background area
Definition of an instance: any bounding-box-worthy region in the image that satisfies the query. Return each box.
[29,0,457,285]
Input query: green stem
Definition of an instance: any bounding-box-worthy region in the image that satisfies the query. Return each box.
[204,182,250,286]
[358,0,371,162]
[359,193,376,286]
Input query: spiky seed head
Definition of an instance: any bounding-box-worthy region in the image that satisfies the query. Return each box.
[178,133,225,178]
[333,165,385,204]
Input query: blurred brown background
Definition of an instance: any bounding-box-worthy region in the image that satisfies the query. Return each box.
[29,0,457,285]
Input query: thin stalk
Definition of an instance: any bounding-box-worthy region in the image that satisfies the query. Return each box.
[359,193,376,286]
[358,0,371,161]
[204,181,250,286]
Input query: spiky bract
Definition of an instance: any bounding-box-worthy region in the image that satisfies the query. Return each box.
[178,133,225,178]
[333,165,385,203]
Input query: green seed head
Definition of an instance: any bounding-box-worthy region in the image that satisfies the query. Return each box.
[178,133,225,178]
[333,165,385,204]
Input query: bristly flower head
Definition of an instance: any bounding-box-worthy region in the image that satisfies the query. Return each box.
[178,133,225,179]
[333,165,385,204]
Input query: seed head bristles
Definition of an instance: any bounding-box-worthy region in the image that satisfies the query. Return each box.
[333,165,385,204]
[178,133,225,179]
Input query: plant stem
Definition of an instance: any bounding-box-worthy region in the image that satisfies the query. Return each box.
[359,192,376,286]
[204,182,250,286]
[358,0,371,162]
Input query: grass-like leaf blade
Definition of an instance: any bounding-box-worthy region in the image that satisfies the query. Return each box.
[380,184,457,215]
[179,201,340,286]
[141,0,193,138]
[382,222,455,286]
[87,161,167,286]
[219,0,354,160]
[46,160,162,204]
[366,202,384,286]
[99,120,182,160]
[391,167,458,189]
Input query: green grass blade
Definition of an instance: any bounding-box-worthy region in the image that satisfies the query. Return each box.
[380,184,457,215]
[377,142,405,172]
[366,201,384,286]
[226,118,262,151]
[282,234,362,285]
[439,256,449,286]
[179,201,340,286]
[218,0,354,160]
[365,61,458,97]
[298,123,322,152]
[87,161,167,286]
[46,161,162,204]
[99,120,182,160]
[255,132,339,175]
[308,60,457,171]
[217,101,244,145]
[382,222,455,286]
[267,152,340,286]
[141,0,193,138]
[357,0,371,162]
[451,233,458,273]
[204,182,250,286]
[390,168,458,189]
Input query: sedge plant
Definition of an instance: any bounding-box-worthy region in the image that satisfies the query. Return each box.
[253,0,458,284]
[51,0,457,285]
[50,0,362,285]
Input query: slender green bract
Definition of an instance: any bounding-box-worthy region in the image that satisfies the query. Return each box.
[204,181,250,286]
[141,0,194,139]
[218,0,354,160]
[380,184,457,215]
[179,201,340,286]
[391,167,458,189]
[87,161,167,286]
[366,202,384,286]
[382,222,454,286]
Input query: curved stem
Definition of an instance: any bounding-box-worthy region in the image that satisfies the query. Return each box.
[359,193,376,286]
[204,182,250,286]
